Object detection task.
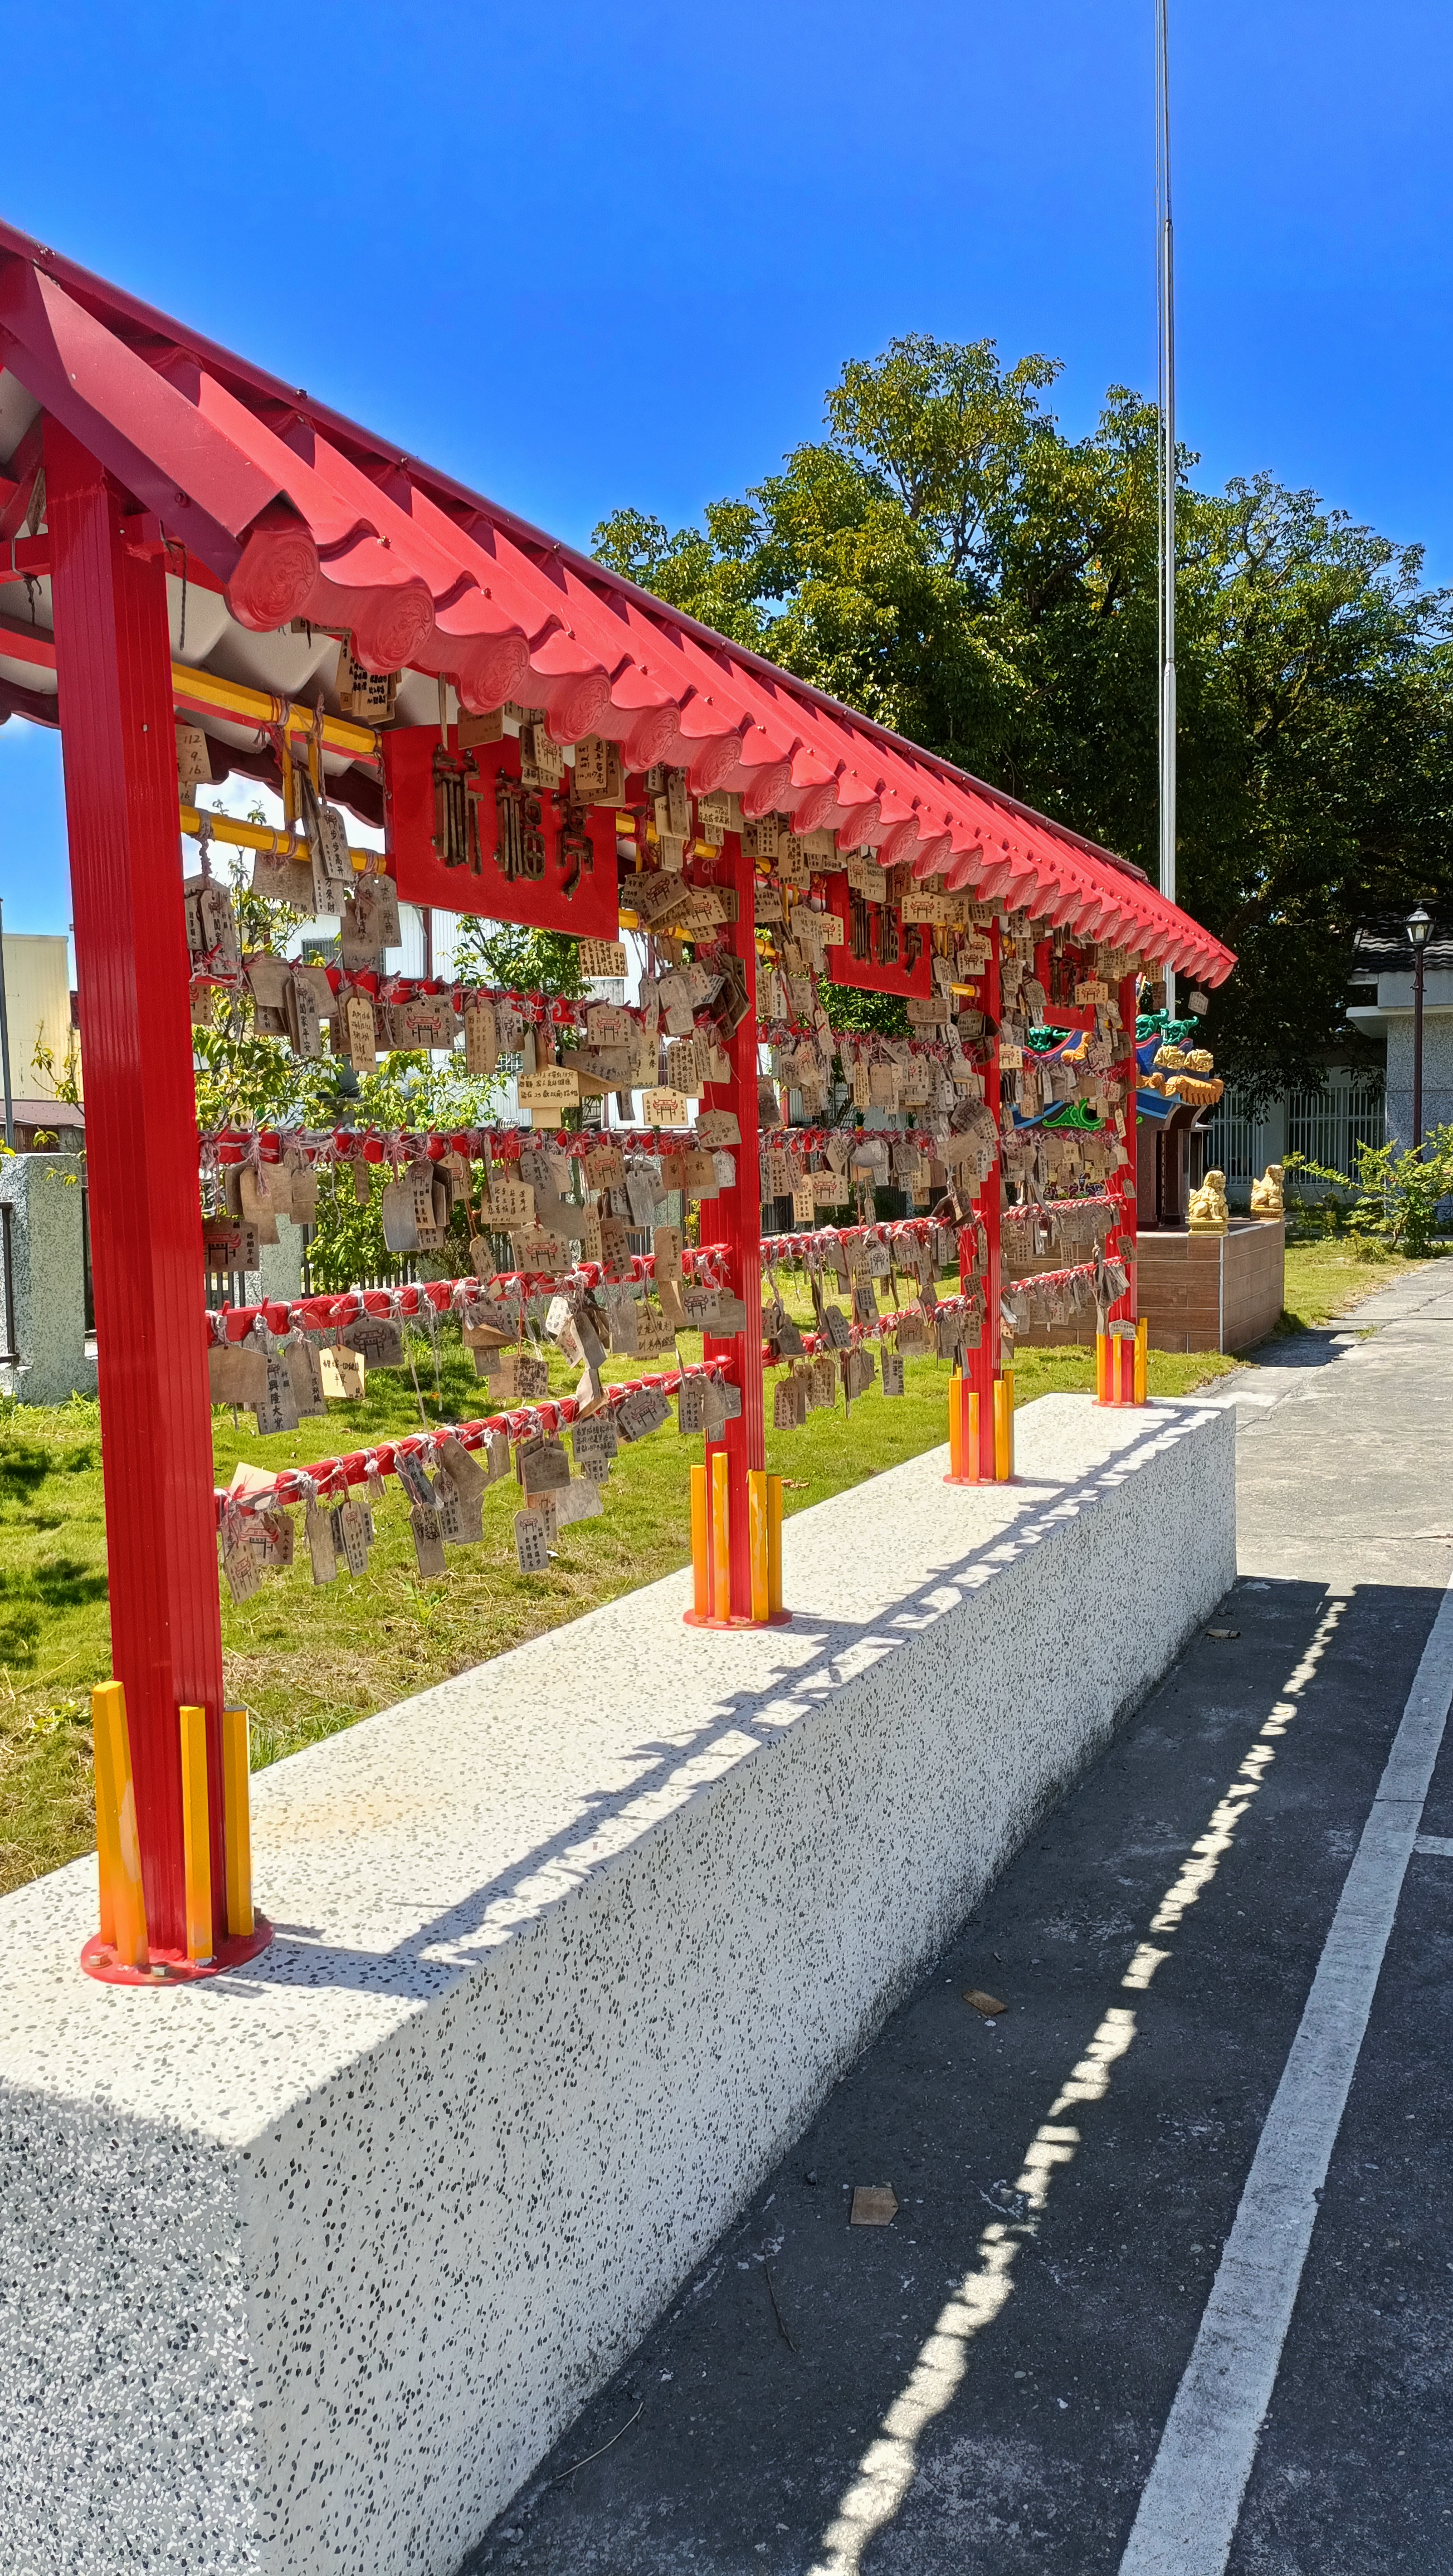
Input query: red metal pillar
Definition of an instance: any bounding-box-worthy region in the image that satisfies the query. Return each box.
[47,425,226,1955]
[699,828,764,1618]
[967,914,1003,1477]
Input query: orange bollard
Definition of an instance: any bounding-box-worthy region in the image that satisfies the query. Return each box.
[221,1705,253,1940]
[710,1448,730,1625]
[944,1373,981,1485]
[91,1680,148,1973]
[178,1704,214,1966]
[689,1462,709,1619]
[993,1373,1015,1480]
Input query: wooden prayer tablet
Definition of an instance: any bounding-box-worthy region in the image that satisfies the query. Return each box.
[849,2186,899,2227]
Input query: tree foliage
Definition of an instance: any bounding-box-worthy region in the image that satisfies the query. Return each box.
[596,336,1453,1105]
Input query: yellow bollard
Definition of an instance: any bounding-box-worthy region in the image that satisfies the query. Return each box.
[178,1704,214,1966]
[767,1474,784,1618]
[993,1373,1015,1481]
[710,1450,730,1624]
[221,1706,253,1940]
[1095,1332,1109,1403]
[689,1462,709,1619]
[1134,1316,1149,1403]
[748,1470,771,1624]
[91,1681,147,1971]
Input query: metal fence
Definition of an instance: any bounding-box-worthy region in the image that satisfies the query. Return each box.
[1285,1081,1386,1178]
[1198,1092,1268,1183]
[1200,1079,1386,1194]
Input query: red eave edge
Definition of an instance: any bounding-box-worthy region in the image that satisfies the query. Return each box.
[0,212,1235,986]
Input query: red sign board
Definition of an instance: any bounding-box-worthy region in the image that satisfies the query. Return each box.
[822,874,932,999]
[383,727,621,940]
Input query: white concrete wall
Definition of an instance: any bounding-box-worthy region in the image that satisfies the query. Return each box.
[0,1150,96,1403]
[0,1394,1235,2576]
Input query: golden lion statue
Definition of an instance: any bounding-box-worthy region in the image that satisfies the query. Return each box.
[1188,1168,1231,1233]
[1250,1163,1284,1218]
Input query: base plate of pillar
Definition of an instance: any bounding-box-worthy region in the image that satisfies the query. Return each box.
[80,1915,275,1987]
[682,1609,793,1632]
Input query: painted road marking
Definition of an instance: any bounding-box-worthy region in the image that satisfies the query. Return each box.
[1118,1569,1453,2576]
[1413,1832,1453,1857]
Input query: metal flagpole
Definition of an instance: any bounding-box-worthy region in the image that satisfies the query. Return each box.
[1155,0,1177,1018]
[0,894,14,1150]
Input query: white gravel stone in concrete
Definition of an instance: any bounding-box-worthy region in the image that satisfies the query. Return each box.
[0,1392,1233,2576]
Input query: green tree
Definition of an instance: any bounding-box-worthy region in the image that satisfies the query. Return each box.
[596,338,1453,1105]
[452,917,586,999]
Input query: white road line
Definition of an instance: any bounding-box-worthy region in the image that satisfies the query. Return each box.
[1119,1569,1453,2576]
[1413,1832,1453,1858]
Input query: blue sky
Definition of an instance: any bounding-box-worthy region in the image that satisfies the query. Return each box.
[2,0,1450,934]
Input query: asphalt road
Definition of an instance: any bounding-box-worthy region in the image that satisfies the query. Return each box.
[465,1266,1453,2576]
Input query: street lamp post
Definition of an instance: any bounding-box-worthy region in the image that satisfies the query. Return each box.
[1406,905,1433,1151]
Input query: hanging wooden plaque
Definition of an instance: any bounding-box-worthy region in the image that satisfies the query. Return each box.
[383,727,620,938]
[823,872,932,999]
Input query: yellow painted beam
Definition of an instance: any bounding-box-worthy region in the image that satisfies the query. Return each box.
[177,801,377,870]
[170,662,379,764]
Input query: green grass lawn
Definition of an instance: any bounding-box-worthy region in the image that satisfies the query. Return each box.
[1273,1229,1443,1332]
[0,1269,1303,1902]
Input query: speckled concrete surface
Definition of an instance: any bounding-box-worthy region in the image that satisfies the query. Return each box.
[0,1393,1232,2576]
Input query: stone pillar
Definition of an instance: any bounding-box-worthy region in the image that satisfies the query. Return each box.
[0,1152,97,1404]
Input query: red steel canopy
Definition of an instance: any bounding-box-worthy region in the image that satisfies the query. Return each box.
[0,218,1232,1972]
[0,216,1232,987]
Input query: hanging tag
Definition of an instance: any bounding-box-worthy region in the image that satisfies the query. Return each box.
[208,1341,268,1405]
[520,1436,572,1496]
[284,1338,327,1419]
[554,1476,604,1527]
[381,1175,422,1254]
[256,1506,295,1569]
[616,1386,671,1441]
[436,1435,487,1500]
[305,1501,338,1584]
[464,994,499,1077]
[435,1474,485,1545]
[254,1356,300,1436]
[319,1344,365,1401]
[335,1499,371,1576]
[677,1377,707,1435]
[220,1509,261,1605]
[343,1315,406,1368]
[572,1414,616,1482]
[514,1507,550,1571]
[410,1503,447,1576]
[344,992,377,1071]
[238,1164,281,1245]
[394,1448,437,1509]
